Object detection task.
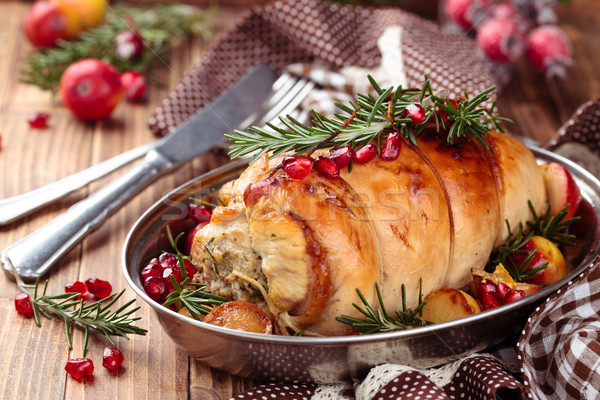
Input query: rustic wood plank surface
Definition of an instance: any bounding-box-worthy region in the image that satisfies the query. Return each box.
[0,1,598,399]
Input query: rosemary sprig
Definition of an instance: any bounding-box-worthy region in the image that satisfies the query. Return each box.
[227,76,509,163]
[19,279,147,357]
[20,4,215,92]
[527,201,581,246]
[161,226,228,319]
[336,280,431,334]
[489,220,548,282]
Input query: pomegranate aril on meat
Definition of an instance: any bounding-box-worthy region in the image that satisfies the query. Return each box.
[140,263,162,280]
[65,281,89,300]
[438,100,458,123]
[353,144,377,164]
[102,347,124,372]
[329,146,355,169]
[282,156,313,180]
[143,276,168,302]
[65,358,94,379]
[380,133,401,161]
[27,112,50,129]
[85,277,112,299]
[504,289,526,304]
[314,156,340,180]
[188,203,212,222]
[402,103,426,124]
[115,30,144,60]
[14,293,33,316]
[158,252,178,270]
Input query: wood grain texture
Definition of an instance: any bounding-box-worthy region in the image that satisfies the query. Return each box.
[0,0,598,399]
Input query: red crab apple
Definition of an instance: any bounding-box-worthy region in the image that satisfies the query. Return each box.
[511,235,567,285]
[541,162,582,221]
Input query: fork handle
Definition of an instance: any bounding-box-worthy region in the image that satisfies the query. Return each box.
[1,150,172,281]
[0,142,154,226]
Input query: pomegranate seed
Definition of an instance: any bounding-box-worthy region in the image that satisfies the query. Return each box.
[120,70,147,101]
[115,30,144,60]
[496,282,511,300]
[140,263,162,280]
[102,347,124,372]
[27,112,50,129]
[438,100,458,124]
[188,203,212,223]
[313,156,340,180]
[182,259,196,279]
[65,281,88,300]
[143,276,168,302]
[402,103,426,124]
[479,292,501,311]
[185,222,207,255]
[504,290,525,304]
[282,156,313,180]
[158,253,178,270]
[14,293,33,316]
[162,267,183,291]
[329,146,356,169]
[380,133,401,161]
[65,358,94,380]
[353,144,377,164]
[85,277,112,299]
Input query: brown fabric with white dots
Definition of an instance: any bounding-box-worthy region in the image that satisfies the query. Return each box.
[547,99,600,155]
[148,0,494,137]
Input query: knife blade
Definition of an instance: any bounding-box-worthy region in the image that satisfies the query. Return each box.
[2,63,277,281]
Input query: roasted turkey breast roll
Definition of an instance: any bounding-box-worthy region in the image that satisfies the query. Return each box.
[190,129,546,336]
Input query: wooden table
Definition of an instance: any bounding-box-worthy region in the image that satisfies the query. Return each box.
[0,1,598,399]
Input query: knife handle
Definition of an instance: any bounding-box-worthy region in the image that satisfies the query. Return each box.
[0,142,154,226]
[1,150,172,281]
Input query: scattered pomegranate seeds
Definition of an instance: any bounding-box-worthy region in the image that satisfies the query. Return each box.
[496,282,511,299]
[114,30,144,60]
[313,156,340,180]
[353,144,378,164]
[14,293,33,316]
[27,112,50,129]
[162,267,183,291]
[282,156,313,180]
[65,358,94,380]
[140,263,162,280]
[102,347,124,372]
[143,276,168,302]
[188,203,212,222]
[329,146,355,169]
[479,292,502,311]
[65,281,89,300]
[85,277,112,299]
[402,104,426,125]
[380,133,401,161]
[158,253,178,270]
[120,70,147,102]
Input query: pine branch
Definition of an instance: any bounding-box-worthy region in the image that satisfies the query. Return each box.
[336,280,432,334]
[20,279,147,357]
[527,201,581,246]
[227,76,509,163]
[20,4,215,92]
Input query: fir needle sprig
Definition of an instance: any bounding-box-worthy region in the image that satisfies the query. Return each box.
[20,4,216,92]
[527,201,581,246]
[161,226,228,319]
[336,280,432,334]
[227,75,510,163]
[19,279,147,357]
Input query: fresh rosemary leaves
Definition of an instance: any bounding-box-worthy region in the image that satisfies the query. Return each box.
[161,226,228,319]
[227,75,510,163]
[19,279,147,357]
[336,281,431,334]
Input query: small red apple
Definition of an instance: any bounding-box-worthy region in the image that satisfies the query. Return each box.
[541,162,582,221]
[511,235,567,285]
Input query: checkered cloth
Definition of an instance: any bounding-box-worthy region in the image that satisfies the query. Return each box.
[147,0,600,398]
